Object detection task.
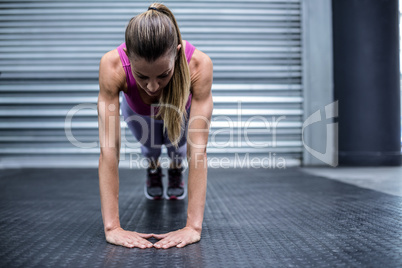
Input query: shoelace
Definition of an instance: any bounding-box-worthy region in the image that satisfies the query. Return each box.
[169,169,182,188]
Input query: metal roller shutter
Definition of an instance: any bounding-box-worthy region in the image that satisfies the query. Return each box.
[0,0,303,168]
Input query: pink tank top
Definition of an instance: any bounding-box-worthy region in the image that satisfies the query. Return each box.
[117,40,195,116]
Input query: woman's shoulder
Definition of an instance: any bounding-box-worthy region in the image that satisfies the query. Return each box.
[187,44,213,95]
[99,48,127,94]
[185,40,212,73]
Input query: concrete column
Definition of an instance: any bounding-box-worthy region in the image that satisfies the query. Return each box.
[332,0,401,166]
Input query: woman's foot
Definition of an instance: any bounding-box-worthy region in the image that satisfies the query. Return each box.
[165,166,186,200]
[144,166,164,200]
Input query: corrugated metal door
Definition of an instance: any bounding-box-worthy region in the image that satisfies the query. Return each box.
[0,0,303,168]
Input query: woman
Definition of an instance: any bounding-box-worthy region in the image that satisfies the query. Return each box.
[97,3,213,249]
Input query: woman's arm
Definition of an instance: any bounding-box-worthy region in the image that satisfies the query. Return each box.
[185,54,214,233]
[98,53,122,233]
[153,52,214,249]
[98,52,153,249]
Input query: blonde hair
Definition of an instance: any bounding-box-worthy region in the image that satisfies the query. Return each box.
[125,3,191,149]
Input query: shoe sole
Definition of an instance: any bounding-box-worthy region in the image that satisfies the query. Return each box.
[163,185,187,200]
[144,184,163,200]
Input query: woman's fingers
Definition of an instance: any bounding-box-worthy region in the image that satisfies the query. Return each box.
[153,237,170,248]
[164,238,188,249]
[154,238,180,249]
[124,242,134,248]
[122,239,152,249]
[153,233,184,249]
[162,240,179,249]
[135,237,153,248]
[107,228,199,249]
[153,228,201,249]
[122,234,153,248]
[106,228,154,249]
[176,240,187,248]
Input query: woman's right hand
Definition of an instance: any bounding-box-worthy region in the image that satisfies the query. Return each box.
[105,227,154,249]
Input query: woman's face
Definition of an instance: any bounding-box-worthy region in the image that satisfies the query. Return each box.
[127,44,181,97]
[131,54,174,97]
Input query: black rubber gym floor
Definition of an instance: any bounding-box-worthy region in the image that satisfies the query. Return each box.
[0,167,401,267]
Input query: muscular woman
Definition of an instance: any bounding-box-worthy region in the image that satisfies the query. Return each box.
[97,3,213,249]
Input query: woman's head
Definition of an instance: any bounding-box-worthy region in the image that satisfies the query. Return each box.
[125,4,179,63]
[128,44,181,97]
[124,3,191,149]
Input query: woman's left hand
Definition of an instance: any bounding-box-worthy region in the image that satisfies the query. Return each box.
[153,227,201,249]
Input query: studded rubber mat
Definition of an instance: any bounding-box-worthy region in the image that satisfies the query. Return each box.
[0,167,401,267]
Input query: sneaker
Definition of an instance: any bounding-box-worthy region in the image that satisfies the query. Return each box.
[144,166,164,200]
[165,166,186,200]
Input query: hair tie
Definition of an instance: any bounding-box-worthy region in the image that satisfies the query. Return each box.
[148,7,158,11]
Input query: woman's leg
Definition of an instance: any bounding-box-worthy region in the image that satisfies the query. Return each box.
[120,93,164,168]
[121,93,166,199]
[163,106,191,200]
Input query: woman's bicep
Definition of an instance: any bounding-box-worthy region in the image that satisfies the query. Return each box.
[98,54,122,157]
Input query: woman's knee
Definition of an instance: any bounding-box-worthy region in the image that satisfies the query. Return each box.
[166,143,187,163]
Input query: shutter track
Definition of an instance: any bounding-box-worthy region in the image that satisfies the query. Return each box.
[0,0,303,168]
